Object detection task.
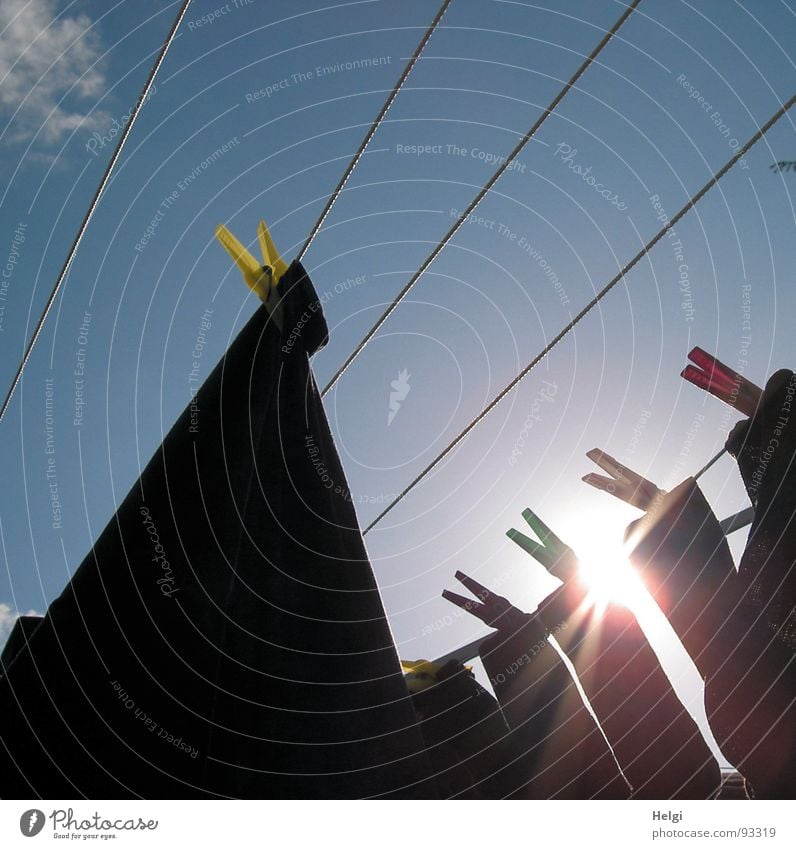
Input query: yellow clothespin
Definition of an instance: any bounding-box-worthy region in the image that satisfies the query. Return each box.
[215,219,289,328]
[400,658,472,693]
[401,659,442,693]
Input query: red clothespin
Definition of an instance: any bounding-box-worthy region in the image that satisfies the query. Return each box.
[582,448,664,511]
[442,571,529,633]
[681,347,762,417]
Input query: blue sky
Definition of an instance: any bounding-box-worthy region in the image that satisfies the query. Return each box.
[1,0,794,766]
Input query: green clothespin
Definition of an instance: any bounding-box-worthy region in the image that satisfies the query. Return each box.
[215,219,288,328]
[506,508,578,582]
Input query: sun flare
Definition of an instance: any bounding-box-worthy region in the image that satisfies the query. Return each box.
[560,506,650,617]
[576,549,647,615]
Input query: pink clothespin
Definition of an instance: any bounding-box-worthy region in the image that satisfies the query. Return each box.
[681,347,762,417]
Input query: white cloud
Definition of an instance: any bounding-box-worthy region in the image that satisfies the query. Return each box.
[0,0,109,144]
[0,601,41,651]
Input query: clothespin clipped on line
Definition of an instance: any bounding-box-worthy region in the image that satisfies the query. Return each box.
[401,659,443,694]
[442,571,529,633]
[435,513,578,666]
[585,449,756,537]
[582,448,664,511]
[506,508,578,583]
[215,219,288,330]
[681,347,762,417]
[428,638,484,669]
[400,658,473,693]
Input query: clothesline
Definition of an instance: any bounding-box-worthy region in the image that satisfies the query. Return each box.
[296,0,454,263]
[2,0,790,548]
[361,93,796,534]
[0,0,453,421]
[0,0,195,422]
[320,0,643,396]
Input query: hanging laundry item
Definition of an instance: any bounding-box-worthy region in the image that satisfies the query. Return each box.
[717,771,752,800]
[0,615,43,671]
[0,250,436,799]
[403,658,520,798]
[726,369,796,649]
[443,573,630,799]
[623,478,739,702]
[508,509,721,800]
[704,368,796,798]
[584,450,738,680]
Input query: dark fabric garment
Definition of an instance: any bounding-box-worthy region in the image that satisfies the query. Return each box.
[726,369,796,651]
[704,618,794,799]
[625,479,739,680]
[703,369,796,799]
[0,615,43,671]
[0,262,436,800]
[540,583,721,799]
[409,660,520,798]
[716,771,751,800]
[478,617,630,799]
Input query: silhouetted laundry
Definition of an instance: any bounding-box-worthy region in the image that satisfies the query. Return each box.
[716,771,751,800]
[506,506,720,798]
[479,616,630,799]
[0,615,43,672]
[0,262,435,799]
[705,612,794,799]
[625,478,739,680]
[407,659,520,799]
[705,369,796,799]
[440,568,627,798]
[726,369,796,650]
[539,581,721,799]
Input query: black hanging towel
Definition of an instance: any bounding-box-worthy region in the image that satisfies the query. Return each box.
[0,615,43,670]
[706,369,796,798]
[624,479,739,682]
[0,262,436,799]
[479,617,631,799]
[539,582,721,799]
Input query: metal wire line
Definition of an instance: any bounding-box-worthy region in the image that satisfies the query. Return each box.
[321,0,644,397]
[694,447,727,481]
[0,0,195,423]
[362,94,796,535]
[295,0,455,263]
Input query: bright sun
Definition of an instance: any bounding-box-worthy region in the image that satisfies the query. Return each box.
[577,548,646,614]
[560,507,650,617]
